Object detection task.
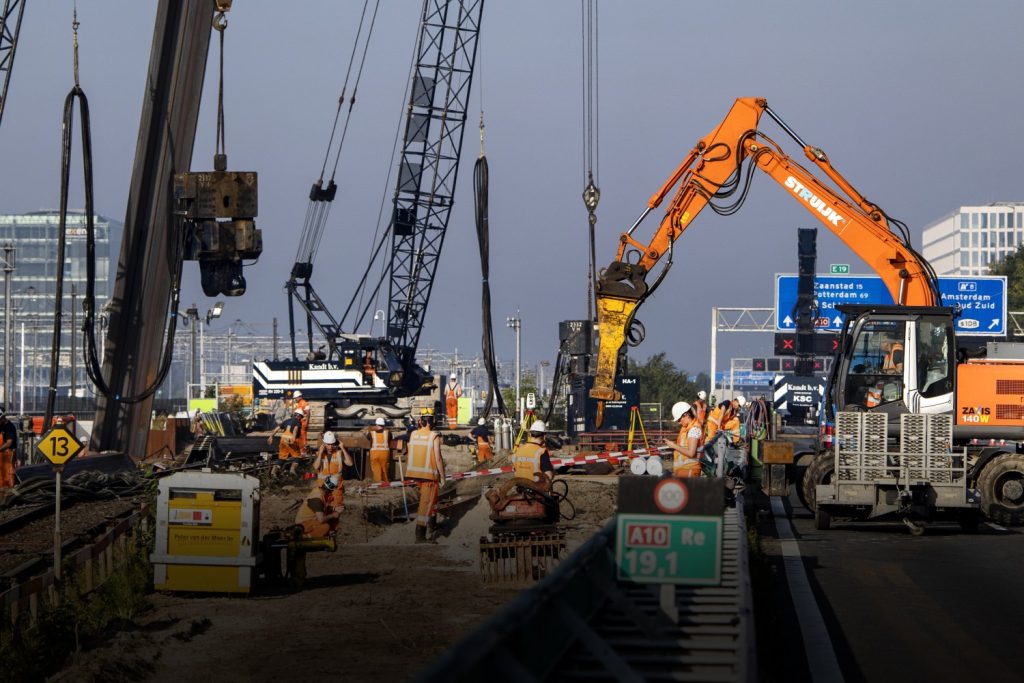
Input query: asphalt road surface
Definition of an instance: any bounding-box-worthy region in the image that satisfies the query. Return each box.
[756,492,1024,682]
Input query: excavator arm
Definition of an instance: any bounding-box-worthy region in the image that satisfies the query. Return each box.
[592,97,938,414]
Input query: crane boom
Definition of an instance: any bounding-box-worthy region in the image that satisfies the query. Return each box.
[592,97,938,405]
[0,0,27,132]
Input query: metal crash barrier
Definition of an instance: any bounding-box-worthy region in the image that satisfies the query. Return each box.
[417,500,755,682]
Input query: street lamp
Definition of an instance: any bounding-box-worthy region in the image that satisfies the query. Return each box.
[199,301,224,393]
[506,311,521,422]
[2,243,14,407]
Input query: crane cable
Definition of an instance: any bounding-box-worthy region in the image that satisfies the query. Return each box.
[581,0,599,326]
[295,0,381,271]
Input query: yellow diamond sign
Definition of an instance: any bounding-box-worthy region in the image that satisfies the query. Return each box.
[36,425,83,467]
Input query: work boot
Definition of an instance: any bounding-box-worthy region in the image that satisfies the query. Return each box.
[415,525,427,544]
[426,519,438,543]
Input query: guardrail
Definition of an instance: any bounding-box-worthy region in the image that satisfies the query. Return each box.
[0,503,150,632]
[417,498,755,682]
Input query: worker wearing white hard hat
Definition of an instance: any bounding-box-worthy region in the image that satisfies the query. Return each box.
[471,416,494,463]
[295,474,342,539]
[313,430,353,508]
[445,373,463,429]
[511,419,554,485]
[723,396,745,446]
[365,417,393,483]
[291,390,311,451]
[693,390,710,443]
[664,401,702,478]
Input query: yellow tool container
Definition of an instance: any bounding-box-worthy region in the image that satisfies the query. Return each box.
[151,470,260,594]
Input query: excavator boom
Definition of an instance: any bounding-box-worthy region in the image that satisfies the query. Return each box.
[592,97,937,409]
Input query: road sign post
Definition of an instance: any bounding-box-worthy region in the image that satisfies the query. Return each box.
[36,424,83,580]
[616,478,724,589]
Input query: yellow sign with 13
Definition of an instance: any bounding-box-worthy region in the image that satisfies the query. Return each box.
[36,425,83,467]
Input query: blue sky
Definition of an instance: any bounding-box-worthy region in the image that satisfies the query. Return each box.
[2,1,1022,381]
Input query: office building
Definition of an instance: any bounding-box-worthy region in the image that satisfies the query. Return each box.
[0,211,121,409]
[922,202,1024,276]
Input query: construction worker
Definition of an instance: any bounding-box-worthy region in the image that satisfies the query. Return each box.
[693,390,709,446]
[191,409,204,439]
[294,474,342,539]
[722,399,744,446]
[882,337,904,374]
[313,431,351,508]
[406,409,446,542]
[0,408,16,489]
[471,417,493,463]
[268,408,305,464]
[366,417,392,482]
[705,401,728,443]
[362,350,377,385]
[445,373,462,429]
[293,390,310,451]
[512,420,554,486]
[664,401,702,478]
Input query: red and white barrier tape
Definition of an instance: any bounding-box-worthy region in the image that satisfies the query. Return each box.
[359,445,672,491]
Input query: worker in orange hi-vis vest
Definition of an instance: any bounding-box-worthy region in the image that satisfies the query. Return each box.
[293,390,311,450]
[313,431,352,509]
[693,390,709,447]
[268,408,305,472]
[471,417,493,463]
[444,373,462,429]
[406,409,446,543]
[664,401,702,478]
[294,475,342,539]
[0,408,17,489]
[365,417,392,483]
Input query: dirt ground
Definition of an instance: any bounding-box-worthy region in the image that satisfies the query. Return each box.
[53,446,620,682]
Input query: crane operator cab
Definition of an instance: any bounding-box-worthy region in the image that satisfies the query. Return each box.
[829,305,956,424]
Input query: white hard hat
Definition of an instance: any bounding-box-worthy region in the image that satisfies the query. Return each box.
[529,420,547,433]
[322,431,337,444]
[323,474,339,491]
[697,390,707,401]
[375,417,386,427]
[449,373,457,379]
[293,408,304,416]
[293,390,302,398]
[671,401,692,422]
[735,395,747,407]
[477,417,486,426]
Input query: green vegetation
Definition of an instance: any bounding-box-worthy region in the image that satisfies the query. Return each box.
[626,352,710,410]
[989,246,1024,311]
[0,526,154,682]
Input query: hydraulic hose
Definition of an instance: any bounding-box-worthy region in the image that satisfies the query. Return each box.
[475,152,507,417]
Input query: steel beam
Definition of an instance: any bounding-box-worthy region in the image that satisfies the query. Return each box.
[93,0,215,455]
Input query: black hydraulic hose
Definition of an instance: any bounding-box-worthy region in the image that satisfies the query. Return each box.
[58,85,181,405]
[475,153,506,417]
[543,342,566,425]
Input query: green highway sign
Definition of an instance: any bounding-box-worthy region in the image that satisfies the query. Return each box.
[615,513,722,585]
[829,264,850,274]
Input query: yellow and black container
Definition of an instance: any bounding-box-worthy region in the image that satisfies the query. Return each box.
[151,470,260,594]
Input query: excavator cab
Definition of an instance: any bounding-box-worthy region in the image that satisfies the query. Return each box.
[827,305,956,425]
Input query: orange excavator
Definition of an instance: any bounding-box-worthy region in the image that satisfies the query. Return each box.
[591,97,1024,523]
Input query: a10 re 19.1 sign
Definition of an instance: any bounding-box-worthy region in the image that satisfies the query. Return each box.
[36,425,83,467]
[615,514,723,585]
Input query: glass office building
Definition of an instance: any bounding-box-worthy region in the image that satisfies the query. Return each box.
[922,203,1024,276]
[0,211,121,409]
